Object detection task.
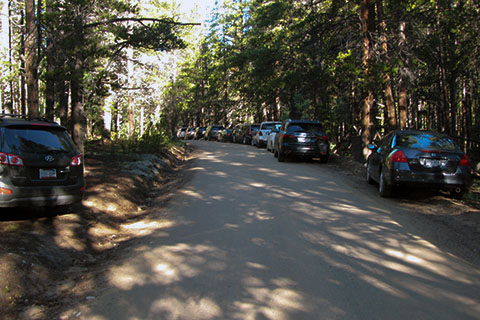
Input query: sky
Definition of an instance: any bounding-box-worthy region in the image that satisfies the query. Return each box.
[169,0,223,25]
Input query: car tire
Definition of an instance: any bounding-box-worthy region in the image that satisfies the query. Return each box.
[450,188,466,200]
[379,169,391,197]
[278,150,285,162]
[366,163,375,184]
[320,155,328,164]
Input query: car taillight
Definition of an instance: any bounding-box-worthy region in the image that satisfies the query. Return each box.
[390,150,408,163]
[282,134,297,141]
[0,152,24,166]
[317,135,328,142]
[71,154,83,166]
[459,154,470,167]
[0,187,12,195]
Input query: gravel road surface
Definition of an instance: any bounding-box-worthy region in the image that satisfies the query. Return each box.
[70,140,480,320]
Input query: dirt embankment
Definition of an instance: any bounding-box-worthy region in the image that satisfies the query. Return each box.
[0,144,192,320]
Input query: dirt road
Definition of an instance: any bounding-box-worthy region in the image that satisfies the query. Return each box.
[63,140,480,319]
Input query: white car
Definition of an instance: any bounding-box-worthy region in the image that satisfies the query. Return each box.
[253,121,282,148]
[266,128,280,153]
[176,127,187,139]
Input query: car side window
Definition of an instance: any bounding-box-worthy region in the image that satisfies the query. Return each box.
[380,134,394,152]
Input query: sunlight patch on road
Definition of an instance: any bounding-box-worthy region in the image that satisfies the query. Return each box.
[359,274,408,298]
[150,297,222,319]
[120,220,174,237]
[245,210,274,223]
[231,277,315,320]
[179,189,204,199]
[107,243,227,289]
[249,182,267,188]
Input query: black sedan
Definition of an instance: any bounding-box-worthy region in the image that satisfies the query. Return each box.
[366,130,472,199]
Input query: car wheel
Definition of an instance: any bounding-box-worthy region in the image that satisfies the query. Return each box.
[278,150,285,162]
[320,155,328,164]
[379,169,391,197]
[274,148,278,158]
[366,163,375,184]
[450,187,466,200]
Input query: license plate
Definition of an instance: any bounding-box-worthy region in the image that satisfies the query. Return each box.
[420,158,447,168]
[39,168,57,179]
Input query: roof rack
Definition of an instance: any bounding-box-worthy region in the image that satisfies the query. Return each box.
[0,113,57,124]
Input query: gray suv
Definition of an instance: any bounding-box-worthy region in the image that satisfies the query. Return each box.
[0,114,84,207]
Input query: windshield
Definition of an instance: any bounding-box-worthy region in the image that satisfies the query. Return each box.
[394,132,459,151]
[4,126,77,154]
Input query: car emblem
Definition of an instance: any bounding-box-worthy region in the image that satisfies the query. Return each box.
[45,155,55,162]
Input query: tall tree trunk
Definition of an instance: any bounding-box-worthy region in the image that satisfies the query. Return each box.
[7,0,14,113]
[45,0,55,121]
[71,61,86,153]
[398,21,408,129]
[360,0,375,160]
[57,80,68,127]
[25,0,39,117]
[20,11,26,115]
[70,17,86,153]
[377,0,396,130]
[127,48,134,136]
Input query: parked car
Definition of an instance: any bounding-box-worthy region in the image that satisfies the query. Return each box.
[253,121,282,148]
[0,114,84,207]
[194,127,206,140]
[176,127,187,139]
[240,123,260,145]
[204,125,225,141]
[366,130,472,199]
[232,124,243,143]
[266,123,282,153]
[274,119,329,163]
[217,128,234,142]
[184,127,195,140]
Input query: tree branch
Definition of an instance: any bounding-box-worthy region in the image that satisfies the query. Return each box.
[84,17,201,29]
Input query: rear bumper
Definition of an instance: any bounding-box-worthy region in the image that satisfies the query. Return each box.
[388,168,472,190]
[281,143,329,158]
[0,180,84,207]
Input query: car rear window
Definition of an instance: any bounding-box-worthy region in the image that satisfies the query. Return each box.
[287,123,325,134]
[4,126,77,154]
[394,133,459,151]
[261,123,280,130]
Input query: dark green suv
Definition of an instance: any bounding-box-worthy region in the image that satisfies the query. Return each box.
[0,114,84,207]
